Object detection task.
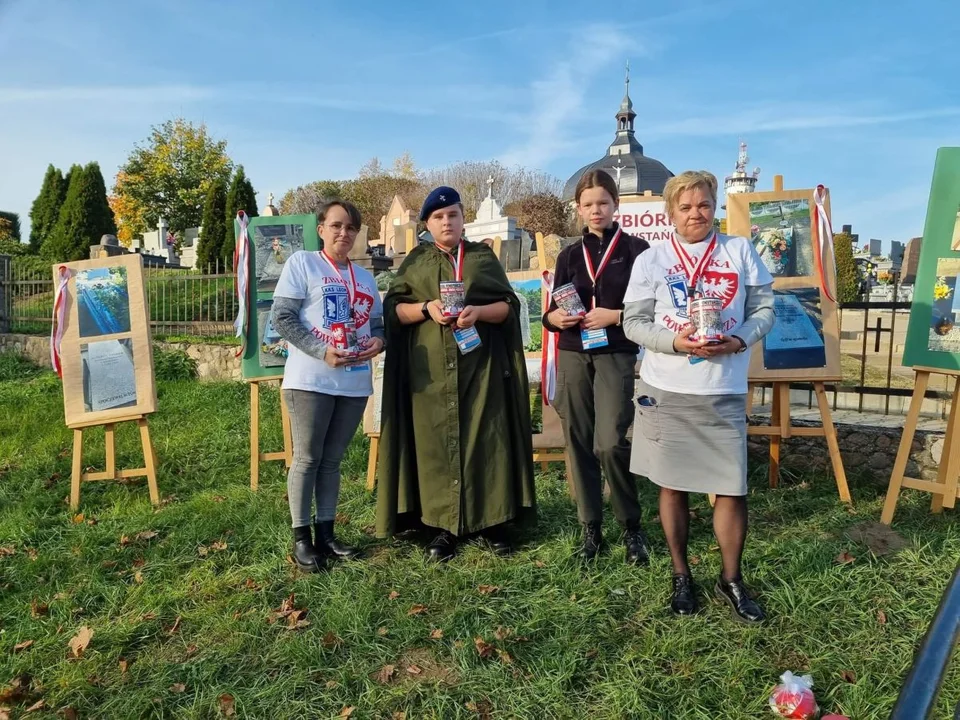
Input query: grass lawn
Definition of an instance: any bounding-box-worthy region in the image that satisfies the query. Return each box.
[0,353,958,719]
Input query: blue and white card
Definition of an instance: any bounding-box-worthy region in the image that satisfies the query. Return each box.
[581,327,609,350]
[453,326,482,354]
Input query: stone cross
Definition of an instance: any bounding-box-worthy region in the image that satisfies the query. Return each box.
[486,175,494,199]
[267,192,275,207]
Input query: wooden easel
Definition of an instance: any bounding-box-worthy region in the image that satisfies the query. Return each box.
[748,380,851,502]
[249,378,293,492]
[881,367,960,524]
[70,414,159,511]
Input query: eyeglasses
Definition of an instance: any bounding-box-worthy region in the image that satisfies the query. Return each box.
[324,222,359,237]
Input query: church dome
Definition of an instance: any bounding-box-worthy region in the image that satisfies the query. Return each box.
[561,67,674,202]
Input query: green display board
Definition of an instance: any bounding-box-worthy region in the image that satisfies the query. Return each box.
[238,214,319,380]
[903,148,960,371]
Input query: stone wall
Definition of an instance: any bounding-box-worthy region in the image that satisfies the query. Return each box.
[0,332,948,480]
[747,417,942,482]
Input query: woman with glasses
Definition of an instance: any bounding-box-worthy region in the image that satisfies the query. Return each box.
[272,200,385,572]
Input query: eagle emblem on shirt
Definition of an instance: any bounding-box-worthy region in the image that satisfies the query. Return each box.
[700,271,739,309]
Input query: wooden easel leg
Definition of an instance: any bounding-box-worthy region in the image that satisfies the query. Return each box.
[814,382,852,504]
[138,417,160,506]
[366,435,379,492]
[104,424,116,479]
[881,371,929,524]
[932,376,960,513]
[769,383,782,488]
[70,428,83,512]
[250,381,260,492]
[280,390,293,469]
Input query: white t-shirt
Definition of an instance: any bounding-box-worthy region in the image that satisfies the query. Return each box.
[624,233,773,395]
[274,251,383,397]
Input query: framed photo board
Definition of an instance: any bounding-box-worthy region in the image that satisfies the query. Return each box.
[238,214,319,380]
[902,147,960,371]
[727,186,842,382]
[54,254,157,428]
[506,269,544,356]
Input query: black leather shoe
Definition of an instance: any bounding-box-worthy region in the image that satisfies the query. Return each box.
[480,525,513,556]
[670,573,698,616]
[425,531,458,562]
[577,522,603,560]
[292,526,326,573]
[715,577,766,624]
[623,522,651,566]
[314,521,361,560]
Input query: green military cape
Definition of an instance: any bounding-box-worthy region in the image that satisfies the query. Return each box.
[375,241,536,537]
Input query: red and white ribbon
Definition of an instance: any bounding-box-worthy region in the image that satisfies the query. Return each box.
[50,265,70,377]
[439,241,465,282]
[541,270,560,405]
[233,211,251,357]
[812,185,836,303]
[581,226,622,309]
[320,250,358,312]
[670,231,717,314]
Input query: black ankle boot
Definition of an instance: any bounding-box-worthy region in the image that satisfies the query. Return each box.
[670,574,698,616]
[314,520,361,560]
[425,530,458,562]
[577,522,603,560]
[715,576,766,624]
[292,526,326,572]
[480,524,513,556]
[623,522,651,566]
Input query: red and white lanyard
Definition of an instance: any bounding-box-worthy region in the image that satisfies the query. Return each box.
[320,250,358,310]
[439,241,465,282]
[581,226,622,309]
[671,232,717,313]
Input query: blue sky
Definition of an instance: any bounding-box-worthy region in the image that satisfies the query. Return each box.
[1,0,959,253]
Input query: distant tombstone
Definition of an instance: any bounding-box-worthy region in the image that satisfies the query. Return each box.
[349,224,370,260]
[516,291,530,347]
[100,234,119,247]
[379,196,416,257]
[395,220,418,254]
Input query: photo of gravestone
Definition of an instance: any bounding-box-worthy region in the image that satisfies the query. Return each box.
[254,223,304,293]
[749,199,813,277]
[510,277,542,351]
[928,257,960,353]
[257,299,288,368]
[76,266,132,338]
[80,338,138,413]
[762,287,826,370]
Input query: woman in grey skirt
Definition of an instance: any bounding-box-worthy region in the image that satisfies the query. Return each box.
[622,170,775,623]
[272,200,385,572]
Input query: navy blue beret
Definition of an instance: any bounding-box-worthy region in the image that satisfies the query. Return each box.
[419,186,461,221]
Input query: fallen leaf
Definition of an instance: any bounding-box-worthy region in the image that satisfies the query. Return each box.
[136,531,158,542]
[338,707,354,718]
[244,578,259,590]
[132,558,145,568]
[325,681,338,690]
[233,611,242,620]
[569,593,577,602]
[835,550,856,565]
[58,707,79,720]
[0,674,31,704]
[388,590,400,600]
[68,626,93,658]
[30,599,49,618]
[877,610,888,625]
[407,604,428,616]
[119,658,129,674]
[0,709,8,720]
[377,627,388,637]
[23,700,45,714]
[197,546,209,557]
[25,548,37,560]
[534,560,546,568]
[211,541,228,552]
[335,512,350,525]
[322,632,342,649]
[141,612,157,621]
[53,592,68,601]
[13,640,34,653]
[285,610,310,631]
[119,535,131,547]
[493,626,512,641]
[166,616,182,635]
[689,555,701,566]
[465,699,493,719]
[376,664,396,683]
[101,560,118,569]
[0,546,14,557]
[474,637,494,658]
[72,513,85,524]
[708,545,720,552]
[218,693,236,717]
[169,683,186,694]
[430,628,444,639]
[86,518,98,526]
[840,670,857,684]
[477,585,500,595]
[585,648,598,658]
[406,664,423,675]
[212,495,226,503]
[134,571,144,584]
[392,713,407,720]
[496,649,513,664]
[184,644,198,657]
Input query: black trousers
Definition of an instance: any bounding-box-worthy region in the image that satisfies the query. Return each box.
[553,350,641,526]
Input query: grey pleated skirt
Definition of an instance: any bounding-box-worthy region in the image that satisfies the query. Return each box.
[630,377,749,496]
